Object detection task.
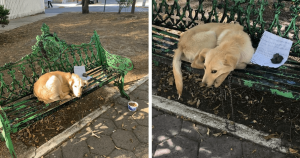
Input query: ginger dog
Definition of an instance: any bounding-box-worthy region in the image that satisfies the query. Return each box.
[34,71,87,104]
[173,23,254,98]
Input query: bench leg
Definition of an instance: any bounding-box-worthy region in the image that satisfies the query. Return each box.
[116,74,130,100]
[0,110,17,158]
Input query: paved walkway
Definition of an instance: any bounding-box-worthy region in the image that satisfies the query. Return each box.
[45,0,148,13]
[152,107,291,158]
[44,81,148,158]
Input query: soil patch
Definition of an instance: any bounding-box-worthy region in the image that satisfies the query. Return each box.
[153,64,300,150]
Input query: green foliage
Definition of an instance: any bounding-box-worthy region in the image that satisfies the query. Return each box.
[0,5,10,28]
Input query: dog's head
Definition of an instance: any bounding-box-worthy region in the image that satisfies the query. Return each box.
[68,74,88,97]
[192,48,237,88]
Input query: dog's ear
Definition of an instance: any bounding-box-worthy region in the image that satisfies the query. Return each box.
[68,78,73,86]
[83,80,88,86]
[223,54,238,71]
[191,48,210,69]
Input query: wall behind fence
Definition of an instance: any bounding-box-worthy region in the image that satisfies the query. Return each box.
[0,0,45,20]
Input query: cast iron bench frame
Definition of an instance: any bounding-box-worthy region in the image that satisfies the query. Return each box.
[152,0,300,100]
[0,23,133,158]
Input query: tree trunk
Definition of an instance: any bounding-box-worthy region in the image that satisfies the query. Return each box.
[82,0,89,14]
[118,3,122,14]
[131,0,136,13]
[142,0,146,6]
[104,0,106,12]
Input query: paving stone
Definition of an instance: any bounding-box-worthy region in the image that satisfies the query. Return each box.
[114,114,139,131]
[135,99,148,112]
[100,107,118,120]
[116,97,129,106]
[111,129,139,151]
[86,135,115,156]
[153,135,198,158]
[152,108,163,117]
[137,81,148,91]
[134,143,148,158]
[195,124,219,140]
[108,149,137,158]
[113,104,136,116]
[91,118,117,136]
[133,125,148,143]
[242,141,288,158]
[48,147,62,158]
[132,111,148,126]
[198,135,242,158]
[61,138,90,158]
[152,114,182,145]
[180,120,202,141]
[130,89,148,101]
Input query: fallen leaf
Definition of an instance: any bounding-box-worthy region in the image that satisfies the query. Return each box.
[263,133,280,140]
[213,105,220,111]
[207,128,210,136]
[213,132,222,137]
[289,148,298,154]
[115,146,121,150]
[132,126,137,130]
[92,132,100,139]
[196,99,200,108]
[88,145,94,149]
[252,149,256,154]
[168,77,174,85]
[278,109,285,113]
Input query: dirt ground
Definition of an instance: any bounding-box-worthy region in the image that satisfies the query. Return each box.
[153,64,300,152]
[0,12,148,157]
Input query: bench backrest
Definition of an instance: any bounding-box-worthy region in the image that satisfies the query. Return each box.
[152,0,300,54]
[0,24,108,106]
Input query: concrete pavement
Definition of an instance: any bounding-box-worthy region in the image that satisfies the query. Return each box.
[152,107,292,158]
[44,81,148,158]
[45,0,148,13]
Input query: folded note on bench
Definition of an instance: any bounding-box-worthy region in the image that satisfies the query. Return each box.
[250,31,293,68]
[74,66,92,80]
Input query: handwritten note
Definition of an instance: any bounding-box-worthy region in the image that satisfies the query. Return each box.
[250,31,293,68]
[74,66,92,80]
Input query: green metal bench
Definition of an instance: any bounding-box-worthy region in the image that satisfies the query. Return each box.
[0,23,133,158]
[152,0,300,99]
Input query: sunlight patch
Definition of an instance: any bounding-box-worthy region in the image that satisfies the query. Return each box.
[175,146,183,151]
[155,148,171,156]
[199,147,212,155]
[158,136,168,142]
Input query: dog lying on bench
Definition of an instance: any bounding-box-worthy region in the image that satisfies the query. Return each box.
[34,71,87,104]
[173,23,255,98]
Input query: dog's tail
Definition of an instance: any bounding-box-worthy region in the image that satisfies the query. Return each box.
[173,48,183,99]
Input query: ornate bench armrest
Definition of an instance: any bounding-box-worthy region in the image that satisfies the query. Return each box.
[105,51,134,73]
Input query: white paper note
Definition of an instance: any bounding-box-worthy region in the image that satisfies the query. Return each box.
[250,31,293,68]
[74,66,92,80]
